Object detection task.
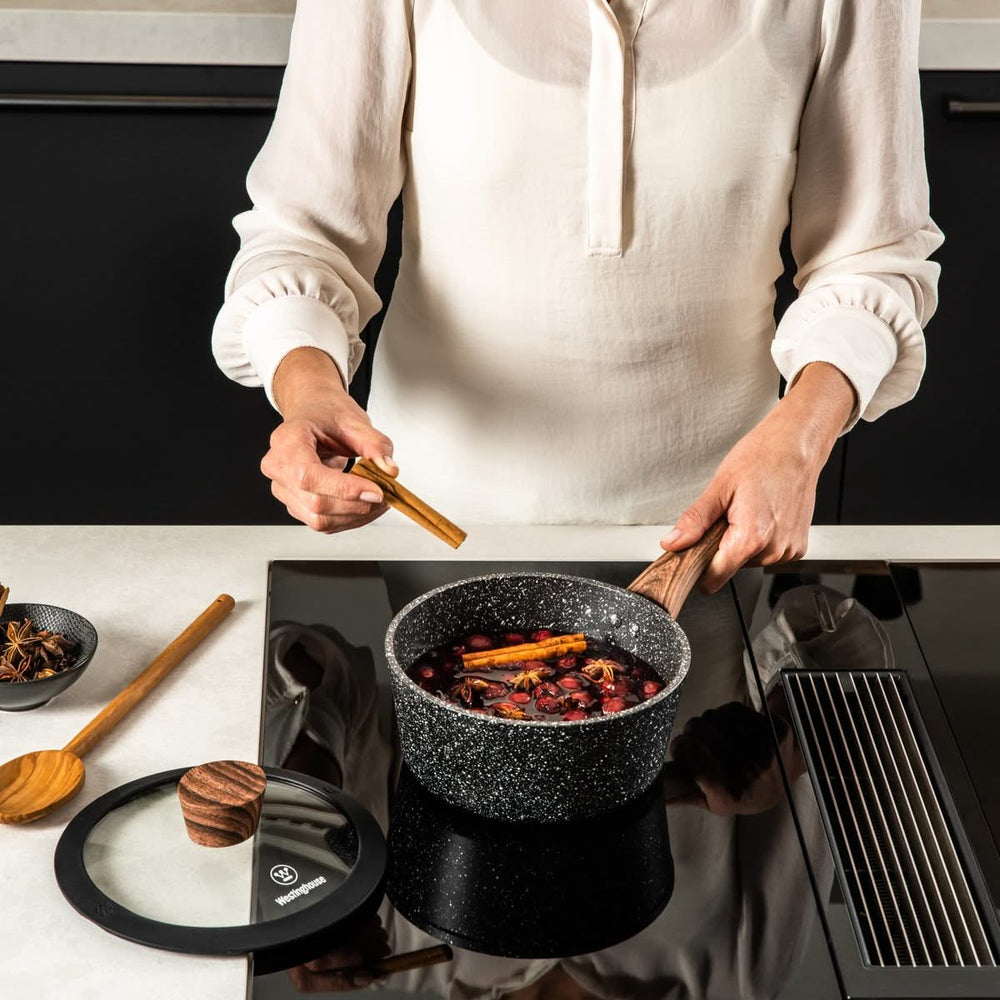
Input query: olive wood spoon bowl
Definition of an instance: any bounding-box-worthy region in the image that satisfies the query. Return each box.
[0,594,235,825]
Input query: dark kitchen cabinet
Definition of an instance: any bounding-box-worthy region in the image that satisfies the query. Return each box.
[0,62,399,524]
[837,72,1000,524]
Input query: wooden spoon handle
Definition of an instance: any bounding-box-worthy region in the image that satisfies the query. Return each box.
[62,595,235,759]
[627,518,728,618]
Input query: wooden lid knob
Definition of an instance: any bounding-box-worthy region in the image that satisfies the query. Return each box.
[178,760,267,848]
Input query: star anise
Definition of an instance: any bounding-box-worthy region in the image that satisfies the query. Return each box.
[509,665,554,691]
[449,676,490,706]
[36,631,74,664]
[581,658,625,684]
[492,702,526,719]
[0,655,28,683]
[3,619,43,665]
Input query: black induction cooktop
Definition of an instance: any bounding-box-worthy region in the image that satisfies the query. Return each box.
[253,559,1000,1000]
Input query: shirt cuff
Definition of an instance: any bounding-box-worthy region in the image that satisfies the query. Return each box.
[242,295,352,410]
[771,305,900,434]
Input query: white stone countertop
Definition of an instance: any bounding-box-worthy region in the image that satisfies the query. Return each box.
[1,522,999,1000]
[0,0,998,69]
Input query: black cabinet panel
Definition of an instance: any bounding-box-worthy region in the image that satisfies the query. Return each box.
[0,63,402,525]
[840,72,999,524]
[1,64,289,523]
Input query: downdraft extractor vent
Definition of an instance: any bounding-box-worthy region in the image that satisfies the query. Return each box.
[784,669,998,969]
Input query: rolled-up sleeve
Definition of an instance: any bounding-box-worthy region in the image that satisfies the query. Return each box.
[212,0,412,408]
[771,0,943,431]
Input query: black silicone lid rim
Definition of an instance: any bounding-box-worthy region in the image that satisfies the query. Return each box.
[54,766,387,975]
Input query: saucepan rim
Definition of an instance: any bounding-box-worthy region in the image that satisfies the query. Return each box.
[384,571,690,728]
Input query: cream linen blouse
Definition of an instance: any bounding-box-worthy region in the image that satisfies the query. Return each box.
[212,0,942,525]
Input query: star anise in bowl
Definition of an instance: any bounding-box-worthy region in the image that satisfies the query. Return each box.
[1,618,77,679]
[0,602,98,711]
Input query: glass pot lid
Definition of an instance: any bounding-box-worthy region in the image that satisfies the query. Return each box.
[54,766,386,975]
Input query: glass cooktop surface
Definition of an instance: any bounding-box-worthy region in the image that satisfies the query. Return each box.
[251,559,1000,1000]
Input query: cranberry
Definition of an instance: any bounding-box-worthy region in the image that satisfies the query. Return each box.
[557,676,582,691]
[534,681,560,697]
[555,655,577,671]
[509,691,532,705]
[503,632,527,645]
[450,644,467,656]
[641,680,663,699]
[531,629,554,641]
[522,659,551,673]
[570,691,597,709]
[483,683,508,700]
[416,664,437,681]
[630,665,648,681]
[535,695,563,714]
[466,634,493,650]
[599,679,630,698]
[562,710,588,721]
[602,697,627,714]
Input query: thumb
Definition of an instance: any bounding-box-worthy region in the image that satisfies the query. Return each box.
[660,484,727,551]
[338,419,398,477]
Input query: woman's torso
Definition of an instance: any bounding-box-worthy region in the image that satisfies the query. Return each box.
[368,0,823,524]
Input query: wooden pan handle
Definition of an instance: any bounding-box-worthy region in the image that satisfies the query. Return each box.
[627,518,728,618]
[62,595,235,759]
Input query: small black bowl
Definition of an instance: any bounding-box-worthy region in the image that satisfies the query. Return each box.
[0,603,99,711]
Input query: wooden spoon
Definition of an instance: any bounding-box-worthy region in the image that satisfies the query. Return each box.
[0,594,235,825]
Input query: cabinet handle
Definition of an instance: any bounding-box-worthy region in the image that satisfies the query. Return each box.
[945,98,1000,118]
[0,93,277,111]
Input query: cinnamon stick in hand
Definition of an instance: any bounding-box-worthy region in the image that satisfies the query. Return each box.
[349,458,467,549]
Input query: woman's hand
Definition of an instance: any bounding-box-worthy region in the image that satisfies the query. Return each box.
[263,347,398,533]
[667,701,806,816]
[286,913,390,992]
[660,362,857,591]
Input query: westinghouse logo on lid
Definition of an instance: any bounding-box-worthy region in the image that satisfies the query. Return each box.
[270,864,298,886]
[273,875,328,907]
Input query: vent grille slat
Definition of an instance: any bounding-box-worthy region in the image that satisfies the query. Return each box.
[820,673,927,966]
[876,675,997,965]
[784,670,999,970]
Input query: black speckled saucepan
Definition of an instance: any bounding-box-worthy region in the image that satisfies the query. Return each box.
[384,520,727,823]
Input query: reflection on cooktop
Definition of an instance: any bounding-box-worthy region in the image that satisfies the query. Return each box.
[253,558,1000,999]
[254,561,839,1000]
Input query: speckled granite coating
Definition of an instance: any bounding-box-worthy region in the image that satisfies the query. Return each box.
[385,572,689,822]
[386,766,674,957]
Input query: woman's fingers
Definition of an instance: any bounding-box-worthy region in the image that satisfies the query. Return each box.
[264,432,385,503]
[332,417,398,476]
[272,479,379,517]
[659,483,728,551]
[287,965,372,993]
[700,517,772,592]
[262,417,401,530]
[274,482,389,533]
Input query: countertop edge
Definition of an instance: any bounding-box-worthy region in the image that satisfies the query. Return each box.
[1,11,999,69]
